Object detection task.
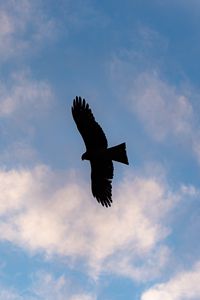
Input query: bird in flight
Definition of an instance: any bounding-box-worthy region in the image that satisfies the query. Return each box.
[72,96,129,207]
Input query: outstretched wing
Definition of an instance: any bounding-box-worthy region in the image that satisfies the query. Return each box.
[91,159,113,207]
[72,96,108,150]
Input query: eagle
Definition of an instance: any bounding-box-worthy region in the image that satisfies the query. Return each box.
[72,96,129,207]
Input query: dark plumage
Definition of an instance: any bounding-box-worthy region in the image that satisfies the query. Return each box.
[72,96,129,207]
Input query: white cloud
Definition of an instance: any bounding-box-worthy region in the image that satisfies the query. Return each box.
[141,261,200,300]
[0,0,57,60]
[0,165,178,280]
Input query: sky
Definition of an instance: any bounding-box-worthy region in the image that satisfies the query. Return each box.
[0,0,200,299]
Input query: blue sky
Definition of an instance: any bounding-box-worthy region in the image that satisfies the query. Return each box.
[0,0,200,299]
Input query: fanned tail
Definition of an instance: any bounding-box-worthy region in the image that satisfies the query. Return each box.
[107,143,129,165]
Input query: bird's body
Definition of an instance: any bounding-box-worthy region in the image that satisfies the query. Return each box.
[72,96,129,207]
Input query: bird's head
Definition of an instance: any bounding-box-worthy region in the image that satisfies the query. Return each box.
[81,152,89,161]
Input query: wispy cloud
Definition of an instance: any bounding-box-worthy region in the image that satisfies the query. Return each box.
[0,70,55,168]
[127,70,200,165]
[0,71,54,118]
[191,135,200,165]
[0,141,39,168]
[141,261,200,300]
[0,270,95,300]
[110,34,200,163]
[0,0,57,60]
[30,271,96,300]
[61,0,109,31]
[0,288,23,300]
[128,71,193,141]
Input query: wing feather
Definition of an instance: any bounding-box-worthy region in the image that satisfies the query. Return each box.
[91,159,113,207]
[72,96,108,150]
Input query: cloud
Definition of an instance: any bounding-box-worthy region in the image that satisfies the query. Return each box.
[0,0,108,62]
[0,270,95,300]
[0,288,23,300]
[30,271,96,300]
[108,21,200,165]
[61,0,109,30]
[180,184,200,197]
[128,71,193,141]
[0,71,54,118]
[110,49,200,163]
[191,135,200,164]
[0,141,39,168]
[70,296,95,300]
[0,165,178,280]
[127,70,200,164]
[141,261,200,300]
[0,70,54,168]
[0,0,57,60]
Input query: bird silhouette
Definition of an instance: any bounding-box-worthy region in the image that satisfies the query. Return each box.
[72,96,129,207]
